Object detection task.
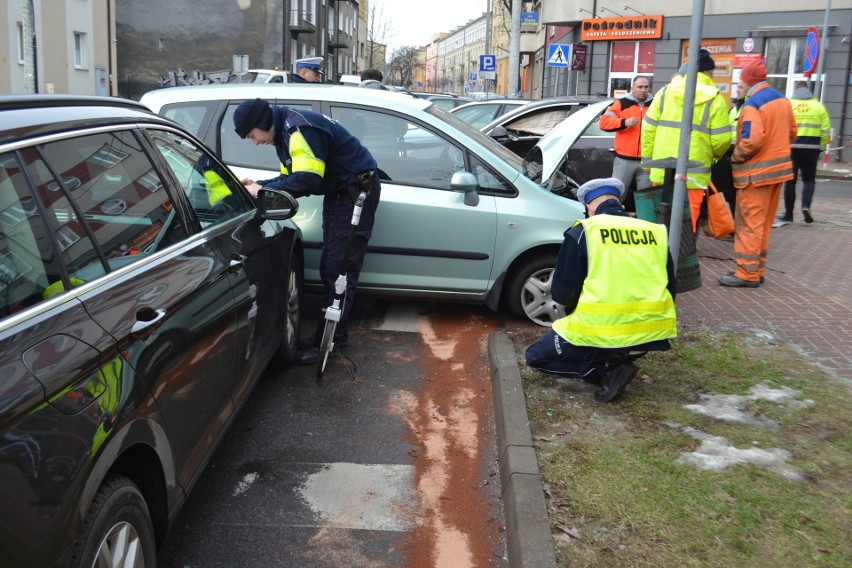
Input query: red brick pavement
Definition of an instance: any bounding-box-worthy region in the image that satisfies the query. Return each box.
[676,186,852,384]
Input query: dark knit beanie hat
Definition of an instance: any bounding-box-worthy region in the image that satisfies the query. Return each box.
[234,98,273,138]
[697,48,716,72]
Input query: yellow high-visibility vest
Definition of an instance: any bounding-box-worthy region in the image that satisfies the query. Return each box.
[553,215,677,348]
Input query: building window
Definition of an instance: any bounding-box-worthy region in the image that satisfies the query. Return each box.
[17,22,25,64]
[608,41,655,96]
[74,32,87,69]
[765,37,813,97]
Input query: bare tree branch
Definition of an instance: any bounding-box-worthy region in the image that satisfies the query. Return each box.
[387,46,421,87]
[367,1,392,70]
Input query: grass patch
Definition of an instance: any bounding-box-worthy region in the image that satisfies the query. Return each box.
[509,328,851,567]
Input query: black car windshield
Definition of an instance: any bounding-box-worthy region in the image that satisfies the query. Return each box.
[428,106,524,170]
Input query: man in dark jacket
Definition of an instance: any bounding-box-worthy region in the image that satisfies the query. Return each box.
[525,178,677,402]
[234,98,381,364]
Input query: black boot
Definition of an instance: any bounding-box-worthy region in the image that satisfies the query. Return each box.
[594,362,638,402]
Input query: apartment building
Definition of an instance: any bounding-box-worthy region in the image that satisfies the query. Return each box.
[431,1,850,162]
[436,13,487,95]
[0,0,117,95]
[115,0,362,99]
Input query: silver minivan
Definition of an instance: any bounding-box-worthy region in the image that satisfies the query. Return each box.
[142,84,603,325]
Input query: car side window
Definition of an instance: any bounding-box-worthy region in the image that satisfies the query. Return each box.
[468,155,516,196]
[330,106,465,190]
[150,130,253,229]
[579,112,609,137]
[161,102,218,138]
[220,101,312,171]
[0,153,63,316]
[35,130,188,282]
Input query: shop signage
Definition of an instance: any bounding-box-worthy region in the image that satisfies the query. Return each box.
[581,15,663,41]
[572,45,587,71]
[743,38,754,53]
[682,39,737,103]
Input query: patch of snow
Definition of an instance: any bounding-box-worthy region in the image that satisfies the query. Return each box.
[666,423,803,482]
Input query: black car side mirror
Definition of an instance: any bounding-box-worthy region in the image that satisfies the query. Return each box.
[486,125,510,142]
[256,188,299,220]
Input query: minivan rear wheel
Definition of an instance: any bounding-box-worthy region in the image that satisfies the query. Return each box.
[73,475,155,568]
[506,254,566,327]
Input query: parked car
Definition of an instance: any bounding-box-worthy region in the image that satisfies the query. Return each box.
[140,84,589,326]
[0,95,303,567]
[482,96,607,157]
[408,91,474,110]
[229,68,291,84]
[450,99,530,130]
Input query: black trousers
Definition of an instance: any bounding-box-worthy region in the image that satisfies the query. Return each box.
[784,148,820,215]
[317,179,381,343]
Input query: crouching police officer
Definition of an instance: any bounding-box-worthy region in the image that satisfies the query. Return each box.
[525,178,677,402]
[234,98,381,364]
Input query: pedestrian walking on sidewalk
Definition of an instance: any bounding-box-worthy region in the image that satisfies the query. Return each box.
[525,178,677,402]
[720,61,797,288]
[777,81,831,226]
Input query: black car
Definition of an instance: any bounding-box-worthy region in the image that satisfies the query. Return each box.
[0,95,303,567]
[482,96,608,157]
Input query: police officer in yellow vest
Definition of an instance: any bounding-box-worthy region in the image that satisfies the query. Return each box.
[525,178,678,402]
[778,81,832,225]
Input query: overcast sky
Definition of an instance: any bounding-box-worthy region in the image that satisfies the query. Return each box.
[379,0,489,53]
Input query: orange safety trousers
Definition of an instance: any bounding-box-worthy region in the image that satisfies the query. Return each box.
[687,188,703,234]
[733,182,782,281]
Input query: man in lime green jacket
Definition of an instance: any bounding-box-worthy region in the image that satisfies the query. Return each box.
[779,81,832,225]
[641,49,732,233]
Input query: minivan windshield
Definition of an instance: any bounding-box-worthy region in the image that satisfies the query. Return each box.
[428,106,524,170]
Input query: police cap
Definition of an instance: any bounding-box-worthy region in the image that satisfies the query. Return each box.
[574,177,625,205]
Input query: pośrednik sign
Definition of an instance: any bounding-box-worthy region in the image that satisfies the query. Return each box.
[581,15,663,41]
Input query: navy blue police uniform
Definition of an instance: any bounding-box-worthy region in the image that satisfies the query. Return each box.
[235,100,380,353]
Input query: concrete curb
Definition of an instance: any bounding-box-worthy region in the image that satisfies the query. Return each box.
[488,331,556,568]
[816,164,850,179]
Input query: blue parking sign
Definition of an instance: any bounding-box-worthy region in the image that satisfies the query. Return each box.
[480,55,496,72]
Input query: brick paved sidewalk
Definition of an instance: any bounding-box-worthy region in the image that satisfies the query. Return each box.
[677,189,852,385]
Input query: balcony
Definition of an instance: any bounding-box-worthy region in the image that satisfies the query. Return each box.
[289,10,316,34]
[328,29,351,49]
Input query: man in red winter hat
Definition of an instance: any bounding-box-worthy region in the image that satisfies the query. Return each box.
[720,60,797,288]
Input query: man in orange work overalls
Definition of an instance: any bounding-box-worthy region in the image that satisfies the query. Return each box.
[720,60,797,288]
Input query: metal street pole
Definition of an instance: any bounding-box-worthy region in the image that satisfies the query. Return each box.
[813,0,832,99]
[667,0,707,268]
[508,0,521,97]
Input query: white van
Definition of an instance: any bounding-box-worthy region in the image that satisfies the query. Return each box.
[229,69,290,84]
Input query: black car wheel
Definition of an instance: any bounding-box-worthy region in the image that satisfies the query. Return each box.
[274,256,302,367]
[506,253,566,327]
[73,475,155,568]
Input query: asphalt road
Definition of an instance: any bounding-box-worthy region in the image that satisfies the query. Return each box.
[157,296,511,568]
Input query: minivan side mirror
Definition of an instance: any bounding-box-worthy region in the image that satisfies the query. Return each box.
[450,171,479,207]
[256,188,299,220]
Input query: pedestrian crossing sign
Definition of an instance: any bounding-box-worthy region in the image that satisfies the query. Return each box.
[547,44,571,68]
